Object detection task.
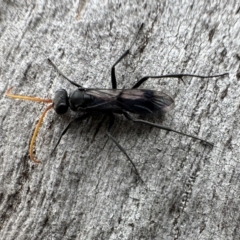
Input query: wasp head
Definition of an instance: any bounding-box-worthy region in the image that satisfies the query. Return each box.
[53,89,69,114]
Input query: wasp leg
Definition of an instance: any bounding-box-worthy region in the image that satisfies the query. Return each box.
[111,23,144,89]
[106,113,144,183]
[91,115,107,142]
[48,58,83,88]
[123,111,213,147]
[51,113,90,154]
[131,73,228,89]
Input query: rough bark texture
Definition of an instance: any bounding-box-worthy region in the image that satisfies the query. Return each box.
[0,1,239,240]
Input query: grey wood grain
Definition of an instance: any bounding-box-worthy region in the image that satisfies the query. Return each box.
[0,1,239,239]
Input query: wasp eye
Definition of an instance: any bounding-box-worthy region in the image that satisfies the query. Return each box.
[53,89,69,114]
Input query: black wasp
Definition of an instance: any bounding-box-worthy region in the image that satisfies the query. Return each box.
[6,24,227,182]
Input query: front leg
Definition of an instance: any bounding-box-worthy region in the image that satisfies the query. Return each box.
[48,58,83,88]
[51,113,90,154]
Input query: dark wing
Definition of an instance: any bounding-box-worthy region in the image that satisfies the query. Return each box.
[84,89,122,112]
[85,89,174,114]
[115,89,174,114]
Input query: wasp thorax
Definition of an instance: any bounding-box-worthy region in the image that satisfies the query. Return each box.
[69,89,85,111]
[53,89,69,115]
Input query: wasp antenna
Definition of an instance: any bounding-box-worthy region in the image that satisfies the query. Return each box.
[6,87,53,163]
[5,87,52,103]
[29,104,53,163]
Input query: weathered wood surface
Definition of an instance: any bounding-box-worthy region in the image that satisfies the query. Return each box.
[0,1,239,239]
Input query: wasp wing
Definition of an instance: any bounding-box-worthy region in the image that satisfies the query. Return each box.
[85,89,174,115]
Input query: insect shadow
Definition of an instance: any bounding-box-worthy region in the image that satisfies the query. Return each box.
[5,24,228,183]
